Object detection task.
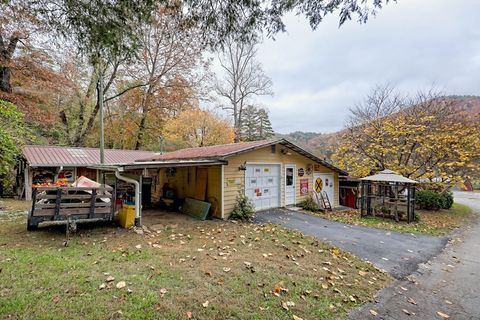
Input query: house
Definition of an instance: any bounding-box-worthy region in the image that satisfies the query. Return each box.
[18,145,157,201]
[126,139,347,219]
[19,140,347,224]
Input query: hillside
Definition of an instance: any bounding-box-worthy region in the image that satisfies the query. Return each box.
[279,96,480,160]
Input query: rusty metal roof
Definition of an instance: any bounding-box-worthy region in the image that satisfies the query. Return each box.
[142,139,276,161]
[139,139,348,175]
[23,145,157,167]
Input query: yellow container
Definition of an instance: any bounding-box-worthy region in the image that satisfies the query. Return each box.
[116,204,135,228]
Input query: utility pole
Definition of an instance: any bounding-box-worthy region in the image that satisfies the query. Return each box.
[98,68,105,165]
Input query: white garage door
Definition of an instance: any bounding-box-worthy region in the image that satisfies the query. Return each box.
[245,164,280,211]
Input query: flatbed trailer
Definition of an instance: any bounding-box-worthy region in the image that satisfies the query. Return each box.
[27,186,114,230]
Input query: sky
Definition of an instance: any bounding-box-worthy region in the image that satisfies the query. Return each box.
[249,0,480,134]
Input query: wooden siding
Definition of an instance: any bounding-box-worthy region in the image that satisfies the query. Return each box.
[223,144,339,217]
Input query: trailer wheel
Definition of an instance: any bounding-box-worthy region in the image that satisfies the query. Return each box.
[27,218,38,231]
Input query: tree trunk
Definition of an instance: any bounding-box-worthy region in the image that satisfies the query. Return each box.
[135,114,147,150]
[0,65,12,93]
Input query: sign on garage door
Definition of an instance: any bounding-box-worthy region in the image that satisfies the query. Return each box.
[245,164,280,211]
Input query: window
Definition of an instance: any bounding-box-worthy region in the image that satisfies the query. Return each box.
[286,167,294,186]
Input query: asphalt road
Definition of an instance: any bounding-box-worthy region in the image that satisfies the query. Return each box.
[255,208,447,279]
[349,191,480,320]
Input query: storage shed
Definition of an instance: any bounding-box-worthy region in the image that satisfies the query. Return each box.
[18,145,156,201]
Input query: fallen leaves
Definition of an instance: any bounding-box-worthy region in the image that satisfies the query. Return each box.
[402,309,412,316]
[437,311,450,319]
[281,300,295,311]
[116,281,126,289]
[202,300,209,308]
[369,309,378,316]
[160,288,168,297]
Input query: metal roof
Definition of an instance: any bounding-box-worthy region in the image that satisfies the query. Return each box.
[139,139,347,175]
[23,145,158,167]
[360,169,417,184]
[120,159,227,170]
[141,139,277,161]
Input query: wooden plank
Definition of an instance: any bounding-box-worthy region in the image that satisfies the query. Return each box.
[36,194,111,200]
[33,207,111,217]
[35,202,111,209]
[194,168,208,200]
[35,186,113,192]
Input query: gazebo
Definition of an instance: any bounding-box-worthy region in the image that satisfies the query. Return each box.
[359,170,417,223]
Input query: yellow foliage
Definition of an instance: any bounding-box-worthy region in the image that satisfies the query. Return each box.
[332,104,480,182]
[164,108,234,147]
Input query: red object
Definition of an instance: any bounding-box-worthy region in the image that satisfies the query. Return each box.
[345,188,356,208]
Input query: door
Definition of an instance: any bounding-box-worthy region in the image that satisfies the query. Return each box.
[313,173,335,206]
[142,177,152,207]
[285,165,296,206]
[245,164,280,211]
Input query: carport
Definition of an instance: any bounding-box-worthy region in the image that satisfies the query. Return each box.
[94,159,226,225]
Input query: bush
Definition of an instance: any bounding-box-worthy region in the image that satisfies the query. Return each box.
[416,190,443,210]
[229,192,255,221]
[299,194,320,212]
[416,190,454,210]
[440,191,454,209]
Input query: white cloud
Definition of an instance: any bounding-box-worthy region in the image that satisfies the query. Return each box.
[251,0,480,133]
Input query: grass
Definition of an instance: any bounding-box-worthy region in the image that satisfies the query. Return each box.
[0,199,391,320]
[308,203,472,236]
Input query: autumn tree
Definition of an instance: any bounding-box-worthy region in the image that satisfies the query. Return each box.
[0,99,32,195]
[240,105,275,141]
[332,85,480,183]
[123,9,208,150]
[216,39,272,142]
[164,108,234,148]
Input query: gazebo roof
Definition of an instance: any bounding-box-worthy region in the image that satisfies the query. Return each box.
[360,169,417,184]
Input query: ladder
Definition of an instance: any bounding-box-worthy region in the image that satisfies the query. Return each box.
[319,191,332,211]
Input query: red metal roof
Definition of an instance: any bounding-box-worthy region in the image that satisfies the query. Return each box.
[139,139,348,175]
[23,145,157,167]
[143,140,276,161]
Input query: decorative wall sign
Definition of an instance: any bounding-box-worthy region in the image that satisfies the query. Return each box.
[306,164,313,175]
[300,179,309,196]
[315,178,323,193]
[314,164,321,172]
[298,168,305,177]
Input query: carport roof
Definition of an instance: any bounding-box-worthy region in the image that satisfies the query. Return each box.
[138,139,348,175]
[23,145,157,167]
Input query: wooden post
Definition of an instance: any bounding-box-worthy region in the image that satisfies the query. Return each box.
[89,188,97,219]
[407,184,412,223]
[24,166,32,201]
[54,188,62,220]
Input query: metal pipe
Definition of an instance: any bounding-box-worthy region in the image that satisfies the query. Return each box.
[115,170,142,226]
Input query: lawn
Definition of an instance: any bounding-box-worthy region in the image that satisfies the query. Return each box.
[0,199,391,320]
[309,203,471,236]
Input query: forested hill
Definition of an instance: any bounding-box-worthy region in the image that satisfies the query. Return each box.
[278,95,480,160]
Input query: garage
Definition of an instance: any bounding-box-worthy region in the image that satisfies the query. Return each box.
[245,164,280,211]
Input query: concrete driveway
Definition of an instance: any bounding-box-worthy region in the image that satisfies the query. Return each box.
[255,208,447,279]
